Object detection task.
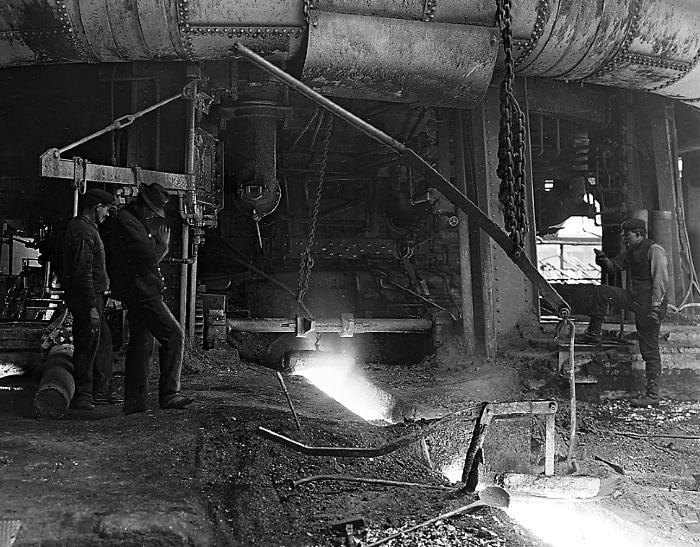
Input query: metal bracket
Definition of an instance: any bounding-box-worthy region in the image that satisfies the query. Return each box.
[296,316,316,338]
[72,157,87,193]
[491,401,558,478]
[182,80,214,114]
[340,313,355,337]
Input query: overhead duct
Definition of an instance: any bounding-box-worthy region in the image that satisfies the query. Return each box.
[302,10,498,107]
[1,1,700,106]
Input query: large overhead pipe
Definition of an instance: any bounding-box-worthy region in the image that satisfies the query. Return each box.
[232,43,571,317]
[2,1,700,106]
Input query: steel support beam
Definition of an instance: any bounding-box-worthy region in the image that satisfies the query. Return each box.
[227,317,433,336]
[40,151,192,191]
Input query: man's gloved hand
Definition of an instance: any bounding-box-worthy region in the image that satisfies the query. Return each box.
[594,248,607,266]
[648,305,661,323]
[89,306,100,333]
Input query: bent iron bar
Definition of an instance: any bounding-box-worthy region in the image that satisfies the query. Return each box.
[232,43,571,318]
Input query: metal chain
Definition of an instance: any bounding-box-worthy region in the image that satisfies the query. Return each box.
[496,0,528,253]
[297,115,334,303]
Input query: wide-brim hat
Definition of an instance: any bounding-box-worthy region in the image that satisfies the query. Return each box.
[139,183,169,218]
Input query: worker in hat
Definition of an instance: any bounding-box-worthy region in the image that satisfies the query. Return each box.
[583,218,669,407]
[110,183,193,414]
[62,188,121,410]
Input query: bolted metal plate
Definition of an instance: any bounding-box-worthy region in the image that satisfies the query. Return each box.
[289,237,397,259]
[303,11,498,108]
[312,0,494,25]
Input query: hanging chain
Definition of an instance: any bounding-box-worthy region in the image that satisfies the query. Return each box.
[297,115,334,304]
[496,0,528,253]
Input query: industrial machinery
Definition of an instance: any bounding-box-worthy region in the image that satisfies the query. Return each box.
[1,1,700,362]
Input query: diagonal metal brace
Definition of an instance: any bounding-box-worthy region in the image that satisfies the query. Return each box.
[48,80,212,158]
[232,42,571,318]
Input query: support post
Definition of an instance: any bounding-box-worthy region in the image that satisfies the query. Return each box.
[469,97,497,357]
[544,413,555,476]
[650,101,682,305]
[452,111,475,354]
[183,69,198,337]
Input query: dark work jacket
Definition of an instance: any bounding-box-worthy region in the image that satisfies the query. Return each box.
[603,237,669,304]
[61,214,109,308]
[110,202,168,303]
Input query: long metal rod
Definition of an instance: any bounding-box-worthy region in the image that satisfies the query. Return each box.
[57,92,182,156]
[275,371,303,433]
[258,406,480,458]
[233,43,570,316]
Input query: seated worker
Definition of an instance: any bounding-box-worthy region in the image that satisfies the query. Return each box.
[583,218,669,407]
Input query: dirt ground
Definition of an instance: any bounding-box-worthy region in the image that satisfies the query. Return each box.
[1,336,699,546]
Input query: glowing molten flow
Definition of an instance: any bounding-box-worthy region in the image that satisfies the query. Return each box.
[293,355,396,423]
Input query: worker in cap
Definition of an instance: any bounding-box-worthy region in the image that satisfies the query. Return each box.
[62,187,121,410]
[583,217,669,407]
[110,183,194,414]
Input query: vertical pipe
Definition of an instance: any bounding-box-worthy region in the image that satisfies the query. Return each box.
[651,101,681,305]
[179,207,189,330]
[452,111,475,354]
[184,74,198,339]
[188,232,198,339]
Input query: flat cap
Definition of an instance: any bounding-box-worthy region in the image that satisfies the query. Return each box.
[81,188,115,209]
[621,218,646,232]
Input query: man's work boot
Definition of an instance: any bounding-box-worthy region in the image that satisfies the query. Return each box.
[581,329,602,345]
[70,397,94,411]
[160,394,194,410]
[631,378,661,407]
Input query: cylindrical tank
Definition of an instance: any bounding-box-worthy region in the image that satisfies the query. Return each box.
[650,210,675,306]
[34,344,75,420]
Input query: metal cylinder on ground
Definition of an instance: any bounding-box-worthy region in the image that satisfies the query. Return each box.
[650,210,676,305]
[34,344,75,419]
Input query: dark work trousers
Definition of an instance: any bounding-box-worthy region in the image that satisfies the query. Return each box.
[123,297,184,410]
[68,295,114,402]
[589,285,666,396]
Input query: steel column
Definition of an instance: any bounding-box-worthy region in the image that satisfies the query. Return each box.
[451,111,476,354]
[469,94,498,357]
[650,101,682,305]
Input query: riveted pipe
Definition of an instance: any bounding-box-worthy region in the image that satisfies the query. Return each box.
[2,1,700,105]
